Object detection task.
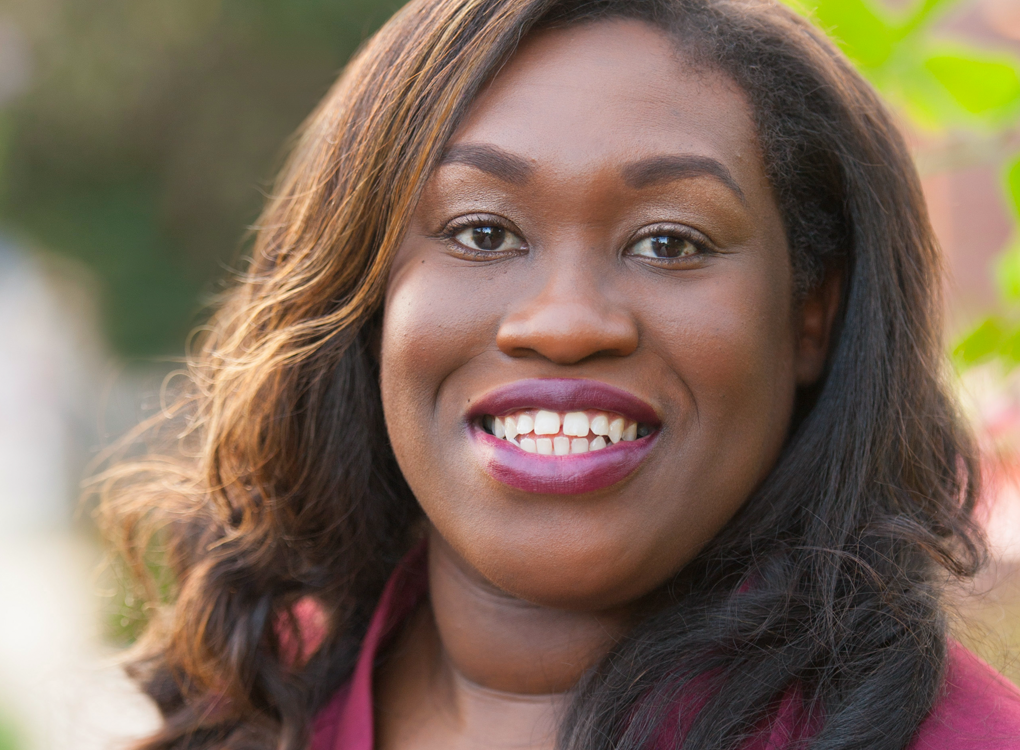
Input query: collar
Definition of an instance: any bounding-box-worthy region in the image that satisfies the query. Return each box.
[311,541,429,750]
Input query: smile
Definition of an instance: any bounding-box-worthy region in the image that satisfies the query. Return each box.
[481,409,652,454]
[468,379,660,495]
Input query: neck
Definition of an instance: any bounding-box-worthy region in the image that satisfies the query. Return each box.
[427,528,636,694]
[374,527,648,749]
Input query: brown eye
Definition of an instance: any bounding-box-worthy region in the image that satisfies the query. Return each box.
[454,225,525,252]
[629,234,699,259]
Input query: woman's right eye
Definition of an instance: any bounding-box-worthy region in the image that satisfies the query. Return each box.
[453,225,526,253]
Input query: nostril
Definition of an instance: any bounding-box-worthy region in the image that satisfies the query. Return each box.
[495,303,639,364]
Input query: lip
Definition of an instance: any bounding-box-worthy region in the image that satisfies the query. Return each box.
[467,378,660,424]
[467,379,660,495]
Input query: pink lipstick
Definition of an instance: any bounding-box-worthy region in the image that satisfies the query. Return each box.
[467,378,660,495]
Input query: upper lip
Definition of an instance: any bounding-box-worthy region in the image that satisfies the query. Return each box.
[467,378,661,425]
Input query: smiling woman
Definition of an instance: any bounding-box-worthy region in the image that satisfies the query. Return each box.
[382,20,817,621]
[96,1,1020,749]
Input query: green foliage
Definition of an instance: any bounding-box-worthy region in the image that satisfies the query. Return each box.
[0,0,402,356]
[924,53,1020,116]
[0,712,22,750]
[1008,157,1020,217]
[954,316,1005,367]
[9,178,201,356]
[792,0,896,68]
[953,301,1020,370]
[996,238,1020,301]
[787,0,1020,127]
[786,0,1020,374]
[954,159,1020,371]
[101,535,177,645]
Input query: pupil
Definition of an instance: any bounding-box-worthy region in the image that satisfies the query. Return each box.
[473,226,505,250]
[651,236,683,258]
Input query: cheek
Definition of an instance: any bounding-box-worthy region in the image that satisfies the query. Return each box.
[651,263,798,487]
[379,256,500,484]
[617,266,797,578]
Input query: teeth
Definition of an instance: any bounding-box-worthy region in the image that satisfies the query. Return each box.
[534,410,560,435]
[608,417,624,444]
[485,408,652,454]
[563,411,589,437]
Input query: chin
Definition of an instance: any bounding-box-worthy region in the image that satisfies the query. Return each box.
[447,518,678,610]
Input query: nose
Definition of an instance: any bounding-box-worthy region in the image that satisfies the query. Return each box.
[496,260,639,364]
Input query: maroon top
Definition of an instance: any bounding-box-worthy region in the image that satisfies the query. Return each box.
[300,545,1020,749]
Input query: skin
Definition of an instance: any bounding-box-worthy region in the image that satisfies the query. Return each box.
[376,19,840,750]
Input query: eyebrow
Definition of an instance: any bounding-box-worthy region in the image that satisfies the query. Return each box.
[622,154,746,203]
[439,144,745,203]
[439,143,534,186]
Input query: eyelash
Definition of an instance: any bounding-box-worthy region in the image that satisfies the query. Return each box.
[437,214,527,258]
[624,223,715,264]
[436,216,715,262]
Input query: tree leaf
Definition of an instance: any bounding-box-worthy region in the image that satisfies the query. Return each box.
[883,53,964,128]
[899,0,959,39]
[954,317,1006,367]
[924,53,1020,115]
[997,238,1020,301]
[1000,326,1020,368]
[791,0,895,68]
[1007,156,1020,219]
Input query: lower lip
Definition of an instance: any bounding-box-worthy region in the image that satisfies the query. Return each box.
[471,428,658,495]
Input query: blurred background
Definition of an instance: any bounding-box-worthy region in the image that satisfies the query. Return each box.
[0,0,1018,747]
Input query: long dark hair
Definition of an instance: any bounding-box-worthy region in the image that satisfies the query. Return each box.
[95,1,985,748]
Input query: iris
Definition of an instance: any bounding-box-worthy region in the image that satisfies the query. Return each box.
[473,226,506,250]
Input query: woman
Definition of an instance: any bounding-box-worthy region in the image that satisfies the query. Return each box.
[99,0,1020,748]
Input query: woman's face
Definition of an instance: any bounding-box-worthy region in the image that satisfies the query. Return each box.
[381,19,831,611]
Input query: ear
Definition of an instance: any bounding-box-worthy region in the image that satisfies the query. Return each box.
[793,269,842,387]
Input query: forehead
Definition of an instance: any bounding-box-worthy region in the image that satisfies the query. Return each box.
[449,18,766,192]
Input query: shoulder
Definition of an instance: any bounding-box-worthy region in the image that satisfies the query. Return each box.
[910,642,1020,749]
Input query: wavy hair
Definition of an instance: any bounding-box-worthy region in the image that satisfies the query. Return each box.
[96,0,985,748]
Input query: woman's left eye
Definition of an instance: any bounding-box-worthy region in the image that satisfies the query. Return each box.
[453,225,525,253]
[627,234,701,260]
